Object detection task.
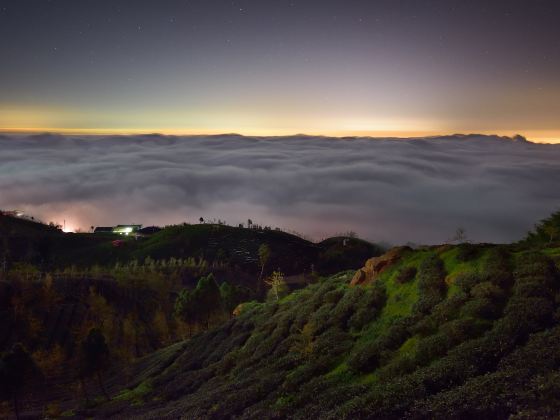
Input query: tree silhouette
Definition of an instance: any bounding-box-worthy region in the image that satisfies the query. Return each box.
[79,328,111,402]
[174,288,199,336]
[219,281,238,318]
[194,274,221,329]
[450,227,468,243]
[0,343,42,420]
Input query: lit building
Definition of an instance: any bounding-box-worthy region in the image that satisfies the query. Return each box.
[112,225,142,235]
[93,225,142,235]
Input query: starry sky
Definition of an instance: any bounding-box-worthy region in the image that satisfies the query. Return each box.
[1,0,560,141]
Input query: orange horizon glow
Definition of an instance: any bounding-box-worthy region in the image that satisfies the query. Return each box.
[1,126,559,144]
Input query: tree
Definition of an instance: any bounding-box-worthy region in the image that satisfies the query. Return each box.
[0,343,42,420]
[291,322,315,359]
[79,328,111,402]
[543,224,559,243]
[526,210,560,245]
[258,244,271,294]
[247,219,253,228]
[1,235,9,276]
[265,271,288,302]
[174,289,199,336]
[152,310,171,345]
[450,227,468,243]
[194,274,221,329]
[220,281,239,318]
[199,217,204,224]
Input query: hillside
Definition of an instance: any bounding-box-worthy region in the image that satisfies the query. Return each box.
[0,214,382,280]
[0,214,385,418]
[75,240,560,419]
[3,212,560,418]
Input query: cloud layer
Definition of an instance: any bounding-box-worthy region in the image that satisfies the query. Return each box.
[1,133,559,244]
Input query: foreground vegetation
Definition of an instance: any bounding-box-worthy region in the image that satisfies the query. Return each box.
[82,236,560,419]
[2,211,560,418]
[0,214,381,417]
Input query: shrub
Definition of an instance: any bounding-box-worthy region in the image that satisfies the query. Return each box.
[313,328,353,357]
[414,255,447,314]
[415,333,452,366]
[455,272,483,293]
[417,255,446,291]
[456,243,479,262]
[323,289,344,304]
[470,282,505,301]
[348,284,387,331]
[308,302,335,335]
[332,287,364,328]
[411,292,471,338]
[348,318,413,373]
[460,297,501,320]
[395,266,417,284]
[482,247,513,289]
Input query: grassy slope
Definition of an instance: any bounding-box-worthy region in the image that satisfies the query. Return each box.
[86,242,560,419]
[0,215,382,277]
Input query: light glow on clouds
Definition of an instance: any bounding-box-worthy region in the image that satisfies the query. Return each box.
[1,133,559,244]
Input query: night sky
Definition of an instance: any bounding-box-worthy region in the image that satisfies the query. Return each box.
[1,0,560,141]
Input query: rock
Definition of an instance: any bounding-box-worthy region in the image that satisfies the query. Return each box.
[232,303,245,317]
[351,269,366,286]
[350,246,411,286]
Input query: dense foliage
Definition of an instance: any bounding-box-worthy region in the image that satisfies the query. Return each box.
[87,243,560,419]
[3,212,560,418]
[524,209,560,246]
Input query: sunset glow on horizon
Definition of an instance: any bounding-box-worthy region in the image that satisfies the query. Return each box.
[2,128,559,144]
[1,1,559,143]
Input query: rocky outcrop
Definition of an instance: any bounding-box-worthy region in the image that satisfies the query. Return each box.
[350,246,411,286]
[232,303,246,317]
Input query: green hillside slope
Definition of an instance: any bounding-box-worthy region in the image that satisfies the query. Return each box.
[84,243,560,419]
[0,214,382,278]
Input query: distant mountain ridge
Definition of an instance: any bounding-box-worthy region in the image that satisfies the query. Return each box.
[2,131,539,144]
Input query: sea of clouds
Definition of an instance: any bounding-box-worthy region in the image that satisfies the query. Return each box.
[1,133,559,244]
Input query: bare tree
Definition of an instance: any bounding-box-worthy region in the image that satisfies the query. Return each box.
[450,227,468,243]
[258,244,271,294]
[265,271,287,302]
[543,225,559,243]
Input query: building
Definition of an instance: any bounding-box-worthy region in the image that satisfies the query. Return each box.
[93,226,113,233]
[112,225,142,235]
[1,209,25,218]
[94,225,142,235]
[138,226,162,235]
